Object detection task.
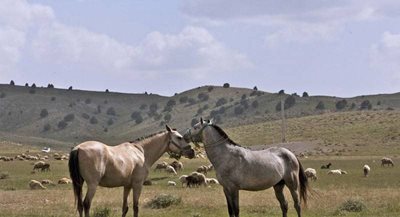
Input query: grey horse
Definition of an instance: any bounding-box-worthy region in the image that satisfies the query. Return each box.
[184,119,309,217]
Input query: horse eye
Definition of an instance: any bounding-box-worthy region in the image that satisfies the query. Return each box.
[178,137,183,140]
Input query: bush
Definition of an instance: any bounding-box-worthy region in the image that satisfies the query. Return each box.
[223,83,230,88]
[164,113,172,122]
[360,100,372,110]
[187,98,196,105]
[149,103,158,113]
[337,198,366,213]
[64,113,75,122]
[252,100,259,108]
[10,80,15,85]
[241,94,247,100]
[166,99,176,107]
[351,102,356,109]
[216,98,227,107]
[207,86,214,92]
[131,111,143,124]
[146,194,181,209]
[315,101,325,110]
[85,98,91,104]
[68,86,73,90]
[105,89,109,93]
[58,120,68,129]
[253,86,258,91]
[43,123,51,132]
[197,93,209,101]
[90,116,98,124]
[40,109,48,118]
[153,113,162,121]
[96,105,102,114]
[234,106,244,115]
[0,172,9,179]
[163,105,172,112]
[81,113,90,119]
[0,92,5,98]
[106,107,116,116]
[240,100,249,109]
[278,89,285,94]
[179,96,188,104]
[93,207,111,217]
[276,95,296,111]
[203,104,209,110]
[140,104,147,110]
[336,99,348,110]
[107,118,114,126]
[31,83,36,88]
[302,92,309,97]
[47,84,54,88]
[25,83,28,87]
[135,116,143,124]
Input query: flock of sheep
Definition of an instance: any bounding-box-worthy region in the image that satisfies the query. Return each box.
[153,160,219,187]
[0,151,72,190]
[304,157,395,181]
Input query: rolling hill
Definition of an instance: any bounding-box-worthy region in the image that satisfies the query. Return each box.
[0,83,399,153]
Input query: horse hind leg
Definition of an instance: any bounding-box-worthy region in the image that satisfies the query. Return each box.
[286,177,302,217]
[274,180,288,217]
[83,184,97,217]
[132,184,143,217]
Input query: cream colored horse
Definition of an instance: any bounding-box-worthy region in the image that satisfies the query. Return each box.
[184,119,309,217]
[69,125,195,217]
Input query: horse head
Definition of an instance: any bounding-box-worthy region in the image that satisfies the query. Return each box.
[166,125,195,159]
[183,118,213,145]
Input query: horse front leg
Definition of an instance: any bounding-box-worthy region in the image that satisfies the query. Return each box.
[223,187,239,217]
[132,184,143,217]
[122,187,131,217]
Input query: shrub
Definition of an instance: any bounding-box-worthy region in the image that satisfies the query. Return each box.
[68,86,73,90]
[163,106,172,112]
[40,109,49,118]
[223,83,230,88]
[278,89,285,95]
[253,86,258,91]
[198,93,209,101]
[166,99,176,107]
[179,96,188,104]
[234,106,244,115]
[81,113,90,119]
[360,100,372,110]
[251,100,259,108]
[50,96,56,101]
[276,95,296,111]
[0,172,9,179]
[207,86,214,92]
[85,98,91,104]
[31,83,36,88]
[90,116,98,124]
[146,194,181,209]
[107,118,114,126]
[203,104,209,110]
[25,83,28,87]
[302,92,309,97]
[135,116,143,124]
[337,198,366,213]
[377,101,381,105]
[187,98,196,105]
[131,111,143,124]
[216,98,227,107]
[240,100,249,109]
[335,99,347,110]
[105,89,109,93]
[106,107,116,116]
[93,207,111,217]
[241,94,247,100]
[10,80,15,85]
[153,113,162,121]
[140,104,147,110]
[64,113,75,122]
[43,123,51,132]
[164,113,172,122]
[47,84,54,88]
[58,120,68,129]
[0,92,6,98]
[351,102,356,109]
[149,103,158,113]
[315,101,325,110]
[96,105,102,114]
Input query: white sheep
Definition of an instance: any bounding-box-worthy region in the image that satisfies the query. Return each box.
[381,157,394,167]
[304,168,317,181]
[327,169,343,175]
[363,165,370,177]
[205,178,219,185]
[29,180,46,190]
[165,165,177,175]
[167,181,177,186]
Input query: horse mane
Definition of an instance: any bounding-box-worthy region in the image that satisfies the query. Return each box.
[129,130,167,143]
[210,124,244,148]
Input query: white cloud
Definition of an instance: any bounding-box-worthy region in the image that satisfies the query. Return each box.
[370,31,400,80]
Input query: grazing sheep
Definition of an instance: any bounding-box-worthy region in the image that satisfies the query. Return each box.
[165,165,177,175]
[32,161,46,171]
[170,160,184,171]
[186,172,207,187]
[363,165,370,177]
[381,157,394,167]
[29,180,46,190]
[196,165,209,175]
[41,163,50,172]
[321,162,332,169]
[41,179,55,186]
[304,168,318,181]
[58,177,72,184]
[179,175,188,187]
[327,169,343,175]
[154,161,168,171]
[167,181,177,186]
[205,178,219,185]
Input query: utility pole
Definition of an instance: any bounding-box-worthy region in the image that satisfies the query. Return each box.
[281,100,286,143]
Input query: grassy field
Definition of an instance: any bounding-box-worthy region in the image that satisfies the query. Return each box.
[1,146,400,217]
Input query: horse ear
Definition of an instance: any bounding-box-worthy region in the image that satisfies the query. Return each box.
[166,125,172,132]
[200,117,204,124]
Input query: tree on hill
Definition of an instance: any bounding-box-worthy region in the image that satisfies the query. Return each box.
[105,89,109,93]
[68,86,73,90]
[10,80,15,85]
[216,98,227,107]
[149,103,158,113]
[179,96,188,104]
[253,86,258,91]
[234,106,244,115]
[40,109,48,118]
[131,111,143,124]
[207,86,214,92]
[140,104,147,110]
[223,83,230,88]
[58,120,68,129]
[106,107,116,116]
[276,95,296,111]
[25,83,29,87]
[278,89,285,95]
[43,123,51,132]
[315,101,325,110]
[31,83,36,88]
[335,99,348,110]
[302,92,309,97]
[252,100,259,108]
[360,100,372,110]
[90,116,98,124]
[198,93,209,101]
[64,113,75,122]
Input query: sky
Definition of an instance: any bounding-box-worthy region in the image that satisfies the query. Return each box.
[0,0,400,97]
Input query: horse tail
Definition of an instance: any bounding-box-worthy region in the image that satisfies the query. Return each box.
[297,158,309,206]
[68,148,84,210]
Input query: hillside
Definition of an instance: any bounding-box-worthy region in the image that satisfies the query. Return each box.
[0,83,399,150]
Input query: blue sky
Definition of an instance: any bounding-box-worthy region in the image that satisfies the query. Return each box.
[1,0,400,97]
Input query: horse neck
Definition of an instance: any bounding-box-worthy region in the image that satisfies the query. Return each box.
[202,128,232,168]
[138,132,169,168]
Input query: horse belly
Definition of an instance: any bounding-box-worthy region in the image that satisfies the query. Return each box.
[239,177,278,191]
[99,173,132,187]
